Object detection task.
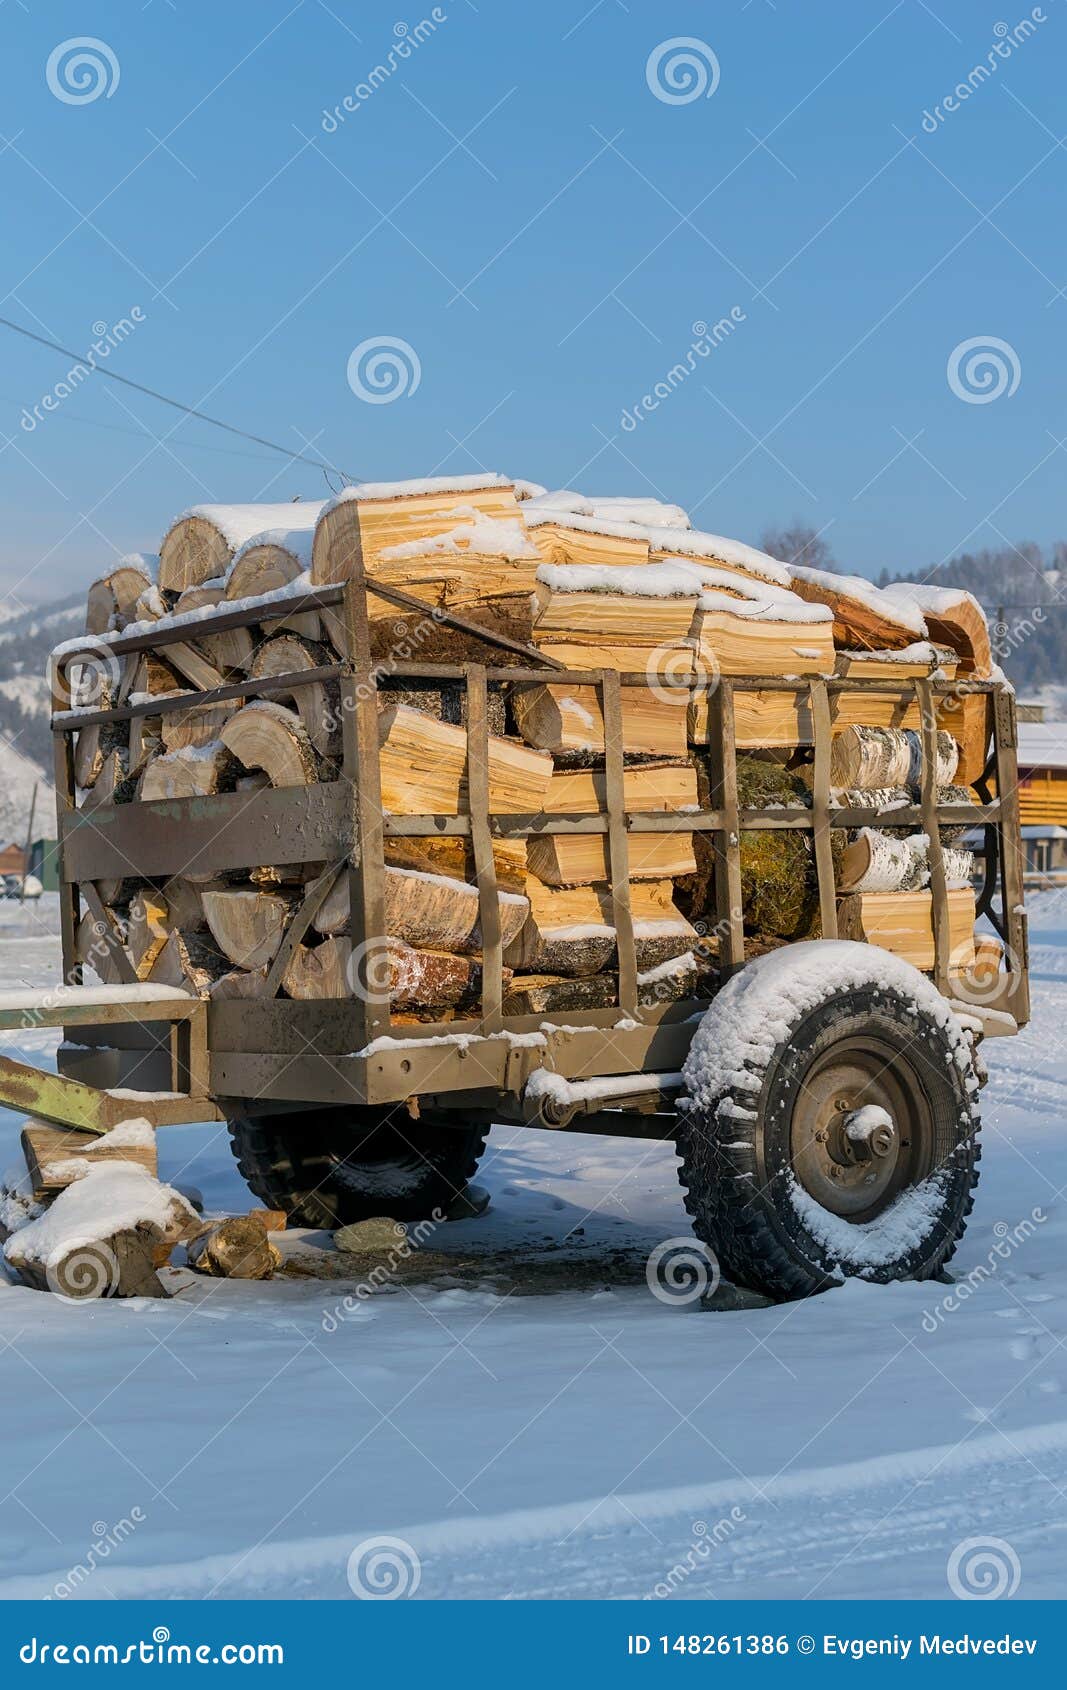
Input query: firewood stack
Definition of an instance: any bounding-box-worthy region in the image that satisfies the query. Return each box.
[64,476,996,1017]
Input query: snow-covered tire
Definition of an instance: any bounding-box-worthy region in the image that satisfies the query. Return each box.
[228,1106,488,1228]
[677,942,981,1301]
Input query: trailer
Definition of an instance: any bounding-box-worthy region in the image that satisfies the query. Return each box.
[0,523,1030,1299]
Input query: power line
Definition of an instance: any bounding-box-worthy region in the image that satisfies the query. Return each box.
[0,315,355,482]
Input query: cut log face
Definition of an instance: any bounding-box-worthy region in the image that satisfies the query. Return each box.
[174,583,256,673]
[378,704,553,815]
[511,684,688,759]
[139,743,233,802]
[313,864,529,953]
[159,503,322,594]
[75,911,127,984]
[525,520,650,568]
[164,642,225,694]
[201,886,295,970]
[837,887,976,970]
[249,635,338,755]
[225,544,321,640]
[85,560,153,636]
[208,966,271,999]
[283,935,505,1009]
[188,1214,280,1280]
[160,877,210,931]
[147,930,228,996]
[220,700,320,788]
[161,696,236,752]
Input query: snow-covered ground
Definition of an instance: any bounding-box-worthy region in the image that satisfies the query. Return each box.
[0,894,1064,1601]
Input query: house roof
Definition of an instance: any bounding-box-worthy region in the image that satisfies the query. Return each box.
[1017,720,1067,773]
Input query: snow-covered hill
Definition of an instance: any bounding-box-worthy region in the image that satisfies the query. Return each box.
[0,594,75,844]
[0,738,54,847]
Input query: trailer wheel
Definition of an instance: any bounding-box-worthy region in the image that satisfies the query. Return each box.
[676,942,981,1302]
[228,1107,488,1228]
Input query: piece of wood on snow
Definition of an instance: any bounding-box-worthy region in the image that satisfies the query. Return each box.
[159,501,323,594]
[506,877,696,976]
[173,582,255,673]
[249,635,338,755]
[127,889,170,979]
[512,683,688,759]
[139,742,232,802]
[188,1212,281,1280]
[21,1120,157,1200]
[311,477,524,579]
[85,555,154,635]
[201,886,295,970]
[313,863,529,953]
[837,887,975,971]
[787,566,928,652]
[378,703,553,814]
[882,584,992,677]
[220,700,319,788]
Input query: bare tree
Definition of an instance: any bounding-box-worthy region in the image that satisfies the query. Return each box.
[759,523,836,573]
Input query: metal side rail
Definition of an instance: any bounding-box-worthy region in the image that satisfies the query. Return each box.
[0,983,221,1133]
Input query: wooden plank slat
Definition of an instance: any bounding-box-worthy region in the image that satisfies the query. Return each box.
[465,666,503,1032]
[79,881,138,986]
[809,678,838,940]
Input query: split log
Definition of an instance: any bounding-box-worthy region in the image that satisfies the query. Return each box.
[524,517,650,568]
[127,890,170,979]
[542,760,698,816]
[829,725,958,789]
[4,1165,199,1299]
[511,683,688,759]
[883,585,992,677]
[159,501,323,593]
[837,887,976,971]
[160,877,210,931]
[139,743,233,802]
[163,641,225,694]
[209,966,271,999]
[384,835,528,895]
[80,748,130,810]
[313,864,529,954]
[249,635,338,755]
[833,644,958,681]
[21,1120,157,1200]
[787,566,927,651]
[936,689,992,786]
[173,582,256,672]
[85,556,154,635]
[201,886,295,970]
[283,936,507,1009]
[187,1212,282,1280]
[378,704,553,814]
[311,478,524,579]
[501,954,700,1016]
[147,930,228,996]
[505,878,696,976]
[75,911,127,984]
[526,827,696,887]
[220,700,320,788]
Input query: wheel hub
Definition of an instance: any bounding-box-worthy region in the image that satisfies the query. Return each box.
[789,1037,928,1221]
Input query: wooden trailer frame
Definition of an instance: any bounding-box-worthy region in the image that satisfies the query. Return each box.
[0,508,1029,1139]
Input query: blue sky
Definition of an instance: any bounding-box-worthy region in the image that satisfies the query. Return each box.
[1,0,1064,605]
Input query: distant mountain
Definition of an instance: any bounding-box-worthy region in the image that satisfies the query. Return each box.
[0,593,80,845]
[878,542,1067,697]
